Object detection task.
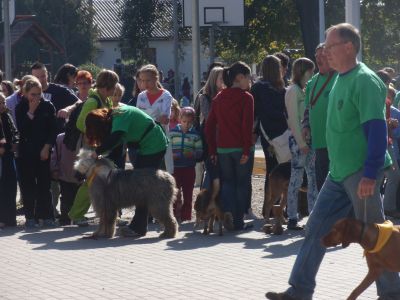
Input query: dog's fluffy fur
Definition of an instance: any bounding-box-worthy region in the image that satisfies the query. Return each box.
[193,179,224,235]
[74,149,178,238]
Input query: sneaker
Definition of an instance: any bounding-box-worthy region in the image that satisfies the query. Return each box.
[42,219,58,227]
[25,219,39,229]
[287,219,303,231]
[223,212,234,231]
[265,291,300,300]
[71,218,89,227]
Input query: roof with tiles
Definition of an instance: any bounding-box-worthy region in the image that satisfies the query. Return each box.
[92,0,173,41]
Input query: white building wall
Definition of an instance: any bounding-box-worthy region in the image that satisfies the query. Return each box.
[148,39,209,87]
[95,40,122,69]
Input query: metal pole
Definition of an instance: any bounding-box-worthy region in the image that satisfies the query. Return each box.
[209,23,215,65]
[172,0,180,98]
[3,0,12,80]
[345,0,361,61]
[192,0,201,100]
[319,0,325,43]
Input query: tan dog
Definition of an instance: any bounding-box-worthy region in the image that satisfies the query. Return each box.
[194,179,225,235]
[322,218,400,300]
[262,162,291,235]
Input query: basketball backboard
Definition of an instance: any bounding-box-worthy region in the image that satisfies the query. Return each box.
[183,0,244,27]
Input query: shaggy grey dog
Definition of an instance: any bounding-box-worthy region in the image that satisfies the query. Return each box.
[74,149,178,238]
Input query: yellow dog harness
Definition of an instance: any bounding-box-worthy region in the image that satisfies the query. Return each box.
[365,220,394,254]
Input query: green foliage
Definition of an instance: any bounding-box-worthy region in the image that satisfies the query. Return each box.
[211,0,302,65]
[15,0,98,67]
[78,62,103,79]
[119,0,166,60]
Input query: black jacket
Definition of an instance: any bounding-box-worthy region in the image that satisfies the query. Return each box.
[15,97,57,157]
[251,80,288,140]
[0,111,19,153]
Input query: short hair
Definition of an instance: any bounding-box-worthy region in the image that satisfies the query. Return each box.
[23,77,42,94]
[96,69,119,90]
[291,57,315,87]
[326,23,361,54]
[180,106,196,119]
[376,70,391,85]
[76,70,93,84]
[54,63,78,85]
[274,52,290,68]
[315,43,325,52]
[383,67,395,75]
[30,61,47,72]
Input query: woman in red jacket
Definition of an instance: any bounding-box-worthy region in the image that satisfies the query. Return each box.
[205,61,254,230]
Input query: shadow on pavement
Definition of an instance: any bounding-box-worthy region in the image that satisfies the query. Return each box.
[18,225,161,251]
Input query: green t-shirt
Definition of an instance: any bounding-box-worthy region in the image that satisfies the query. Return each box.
[304,71,338,149]
[112,105,168,155]
[326,63,391,182]
[394,91,400,108]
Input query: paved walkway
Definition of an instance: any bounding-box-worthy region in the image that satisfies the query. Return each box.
[0,216,389,300]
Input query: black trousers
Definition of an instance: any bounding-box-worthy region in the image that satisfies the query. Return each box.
[59,180,80,224]
[18,155,54,220]
[128,150,166,235]
[0,153,17,226]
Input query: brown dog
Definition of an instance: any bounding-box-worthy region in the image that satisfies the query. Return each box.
[322,218,400,300]
[262,162,291,234]
[194,179,224,235]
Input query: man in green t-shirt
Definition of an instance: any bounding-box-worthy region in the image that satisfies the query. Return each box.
[266,23,400,300]
[302,43,338,191]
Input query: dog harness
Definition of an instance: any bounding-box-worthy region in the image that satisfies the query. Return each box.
[365,220,394,254]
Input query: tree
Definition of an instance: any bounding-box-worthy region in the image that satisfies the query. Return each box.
[15,0,98,67]
[210,0,302,65]
[119,0,167,60]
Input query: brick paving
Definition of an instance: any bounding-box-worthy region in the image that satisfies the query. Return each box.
[0,216,386,300]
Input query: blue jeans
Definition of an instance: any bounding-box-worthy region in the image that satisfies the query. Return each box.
[286,169,400,300]
[218,151,253,229]
[287,136,318,221]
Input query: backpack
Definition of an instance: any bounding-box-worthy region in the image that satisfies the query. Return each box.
[63,95,102,151]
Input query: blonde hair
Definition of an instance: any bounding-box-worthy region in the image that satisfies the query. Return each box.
[170,99,181,122]
[114,83,125,96]
[96,69,119,90]
[203,66,223,99]
[15,75,36,91]
[23,77,42,94]
[138,64,162,88]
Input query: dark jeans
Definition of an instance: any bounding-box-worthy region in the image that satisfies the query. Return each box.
[260,135,278,194]
[59,180,80,224]
[315,148,329,192]
[218,151,253,230]
[0,152,17,226]
[129,150,166,235]
[18,156,54,220]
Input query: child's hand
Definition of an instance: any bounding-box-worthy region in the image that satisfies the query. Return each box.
[240,154,249,165]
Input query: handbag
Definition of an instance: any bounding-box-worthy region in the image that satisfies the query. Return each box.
[260,124,292,164]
